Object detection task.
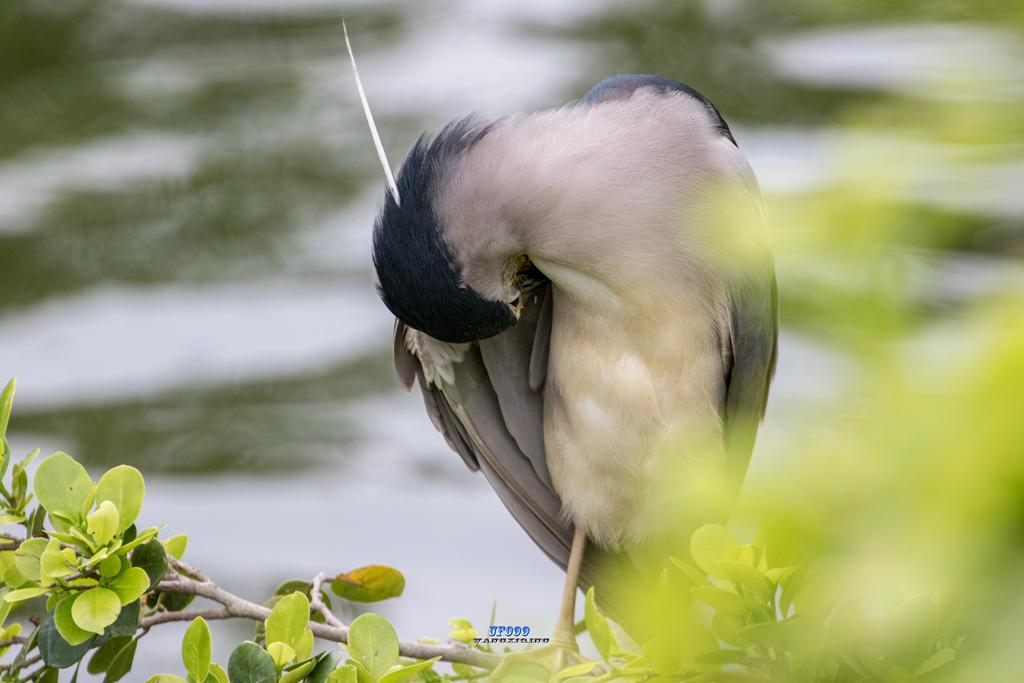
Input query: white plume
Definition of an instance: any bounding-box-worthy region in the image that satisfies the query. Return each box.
[343,21,400,205]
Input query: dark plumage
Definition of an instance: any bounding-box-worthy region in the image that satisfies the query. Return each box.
[372,118,511,344]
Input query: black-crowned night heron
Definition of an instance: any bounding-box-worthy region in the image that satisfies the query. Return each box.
[357,52,777,674]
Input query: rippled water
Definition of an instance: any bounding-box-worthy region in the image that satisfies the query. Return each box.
[1,0,1021,673]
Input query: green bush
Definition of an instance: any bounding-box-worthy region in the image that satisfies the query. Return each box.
[0,377,968,682]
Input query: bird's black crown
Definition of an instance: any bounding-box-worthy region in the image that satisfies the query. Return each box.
[372,118,516,344]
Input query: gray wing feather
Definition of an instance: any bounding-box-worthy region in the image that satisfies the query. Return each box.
[393,320,418,391]
[392,285,635,625]
[477,286,552,488]
[722,263,779,483]
[527,286,552,392]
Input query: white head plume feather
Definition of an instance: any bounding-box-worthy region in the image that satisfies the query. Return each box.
[343,21,400,205]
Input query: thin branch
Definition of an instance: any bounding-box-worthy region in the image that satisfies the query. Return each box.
[154,567,500,669]
[168,557,208,583]
[0,652,40,672]
[139,607,231,628]
[310,572,346,629]
[0,532,23,551]
[17,663,46,683]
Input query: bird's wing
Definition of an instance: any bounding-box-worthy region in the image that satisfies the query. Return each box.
[395,286,565,553]
[392,284,635,621]
[721,260,779,483]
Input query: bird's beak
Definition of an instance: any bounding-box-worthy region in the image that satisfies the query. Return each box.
[508,297,524,319]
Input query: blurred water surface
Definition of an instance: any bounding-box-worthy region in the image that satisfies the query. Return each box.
[1,0,1022,673]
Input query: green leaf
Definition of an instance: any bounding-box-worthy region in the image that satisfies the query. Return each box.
[307,651,346,683]
[72,587,122,635]
[695,649,749,666]
[98,556,123,579]
[265,591,309,650]
[183,617,212,683]
[584,586,617,662]
[80,484,97,522]
[85,547,111,568]
[227,641,277,683]
[347,613,400,680]
[268,641,296,667]
[47,531,86,549]
[271,579,312,598]
[0,598,12,629]
[88,635,132,674]
[447,617,477,643]
[738,621,787,648]
[159,589,194,613]
[95,466,145,534]
[208,664,230,683]
[295,627,314,661]
[884,596,940,669]
[116,526,160,554]
[279,658,318,683]
[326,665,358,683]
[668,557,711,587]
[87,501,120,547]
[105,599,141,638]
[102,637,137,683]
[34,452,94,523]
[691,586,748,617]
[55,595,94,646]
[163,534,188,560]
[0,379,14,440]
[914,648,955,676]
[764,565,798,585]
[0,550,23,588]
[716,560,773,601]
[711,611,743,645]
[331,565,405,603]
[39,612,95,668]
[14,537,49,582]
[643,637,688,676]
[551,660,602,682]
[109,567,150,605]
[0,622,21,653]
[690,524,739,576]
[146,677,189,683]
[4,585,48,602]
[130,538,168,589]
[379,657,442,683]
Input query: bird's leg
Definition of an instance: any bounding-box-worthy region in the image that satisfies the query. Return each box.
[490,527,599,680]
[551,525,587,647]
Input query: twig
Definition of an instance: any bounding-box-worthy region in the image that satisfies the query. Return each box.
[0,532,23,551]
[168,557,208,583]
[17,663,45,683]
[310,573,345,629]
[0,653,40,672]
[154,567,500,669]
[139,607,231,628]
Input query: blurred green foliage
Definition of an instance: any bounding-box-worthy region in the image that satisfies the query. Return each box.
[0,380,973,680]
